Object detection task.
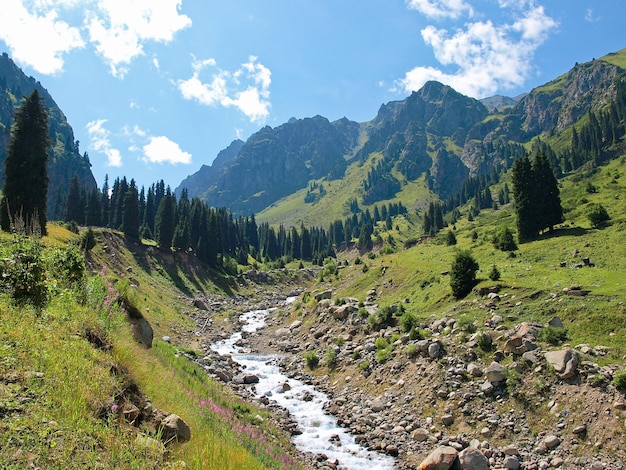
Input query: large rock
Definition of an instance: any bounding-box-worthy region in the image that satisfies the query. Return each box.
[486,362,506,383]
[418,445,459,470]
[544,349,579,378]
[131,317,154,348]
[315,289,332,301]
[160,414,191,443]
[458,447,489,470]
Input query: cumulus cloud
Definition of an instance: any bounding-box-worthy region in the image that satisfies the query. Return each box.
[0,0,84,74]
[142,135,192,165]
[0,0,190,76]
[85,0,192,77]
[406,0,473,20]
[399,1,557,98]
[86,119,122,167]
[177,56,272,124]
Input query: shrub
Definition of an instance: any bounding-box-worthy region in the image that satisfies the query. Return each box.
[488,264,501,281]
[376,348,391,363]
[399,311,418,333]
[587,203,610,228]
[445,230,457,246]
[0,235,47,307]
[358,360,370,372]
[455,314,476,333]
[613,370,626,390]
[450,250,479,299]
[405,344,419,359]
[538,326,568,345]
[304,351,319,369]
[324,347,338,370]
[477,331,493,352]
[492,227,517,252]
[47,245,85,287]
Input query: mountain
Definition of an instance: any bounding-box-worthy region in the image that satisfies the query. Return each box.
[179,115,360,215]
[178,49,626,221]
[0,53,97,220]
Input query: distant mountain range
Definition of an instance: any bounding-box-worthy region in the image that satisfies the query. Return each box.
[0,53,97,220]
[176,48,626,220]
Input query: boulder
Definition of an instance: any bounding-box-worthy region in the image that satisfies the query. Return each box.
[418,445,459,470]
[160,414,191,443]
[544,349,579,378]
[131,317,154,348]
[193,299,208,310]
[458,447,489,470]
[412,428,430,442]
[548,316,564,328]
[544,435,561,449]
[314,289,332,301]
[486,362,506,383]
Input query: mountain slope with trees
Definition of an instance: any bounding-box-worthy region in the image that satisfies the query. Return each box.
[0,53,97,220]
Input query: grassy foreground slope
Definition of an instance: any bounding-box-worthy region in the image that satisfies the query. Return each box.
[0,227,302,469]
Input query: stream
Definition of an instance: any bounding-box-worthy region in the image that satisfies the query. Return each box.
[211,300,396,470]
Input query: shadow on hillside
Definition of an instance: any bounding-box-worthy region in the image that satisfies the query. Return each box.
[537,226,589,240]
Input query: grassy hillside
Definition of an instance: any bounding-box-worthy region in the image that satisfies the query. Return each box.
[315,155,626,360]
[0,227,302,469]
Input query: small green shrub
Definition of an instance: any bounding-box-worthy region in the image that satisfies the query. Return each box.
[587,203,610,228]
[0,235,47,307]
[324,347,338,369]
[455,314,476,333]
[538,326,568,345]
[488,264,501,281]
[405,344,419,358]
[304,350,319,369]
[351,350,362,360]
[376,348,391,363]
[374,337,389,350]
[492,227,517,252]
[612,371,626,390]
[445,230,457,246]
[400,311,419,333]
[358,360,370,372]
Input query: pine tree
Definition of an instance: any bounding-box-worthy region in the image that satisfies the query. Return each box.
[450,250,479,299]
[1,89,50,234]
[532,151,563,233]
[122,180,140,240]
[155,188,175,249]
[65,175,86,224]
[511,156,537,242]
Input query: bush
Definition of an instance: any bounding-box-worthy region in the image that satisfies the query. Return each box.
[587,203,610,228]
[450,250,479,299]
[358,360,370,372]
[488,264,501,281]
[455,314,476,333]
[613,370,626,390]
[400,310,419,333]
[538,326,568,345]
[304,351,319,369]
[492,227,517,252]
[0,235,47,307]
[323,347,338,369]
[445,230,457,246]
[405,344,419,359]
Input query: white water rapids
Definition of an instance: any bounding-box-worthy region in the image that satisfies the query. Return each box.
[211,300,396,469]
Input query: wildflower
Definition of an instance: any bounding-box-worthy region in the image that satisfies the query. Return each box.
[111,403,118,412]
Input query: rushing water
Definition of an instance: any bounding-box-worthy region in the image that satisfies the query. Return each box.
[211,301,396,470]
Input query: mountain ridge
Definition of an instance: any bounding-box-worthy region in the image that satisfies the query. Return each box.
[177,48,626,222]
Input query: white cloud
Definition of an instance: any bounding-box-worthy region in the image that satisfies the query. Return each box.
[0,0,190,77]
[86,119,122,167]
[399,2,557,98]
[85,0,191,77]
[142,136,192,165]
[406,0,473,20]
[0,0,84,74]
[585,8,600,23]
[177,56,272,124]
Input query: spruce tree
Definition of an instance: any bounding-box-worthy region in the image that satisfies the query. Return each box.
[122,181,140,240]
[1,89,50,234]
[532,151,563,233]
[65,175,86,224]
[155,189,175,249]
[511,156,537,242]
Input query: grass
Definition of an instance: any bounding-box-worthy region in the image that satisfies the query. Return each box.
[0,228,301,470]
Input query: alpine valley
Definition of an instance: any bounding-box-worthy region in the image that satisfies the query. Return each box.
[1,46,626,470]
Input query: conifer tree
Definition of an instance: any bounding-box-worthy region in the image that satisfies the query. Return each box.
[122,180,140,240]
[155,188,175,249]
[1,89,50,234]
[65,175,86,224]
[511,156,536,242]
[532,151,563,233]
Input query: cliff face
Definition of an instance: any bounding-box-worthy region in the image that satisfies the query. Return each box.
[177,50,626,216]
[0,53,97,218]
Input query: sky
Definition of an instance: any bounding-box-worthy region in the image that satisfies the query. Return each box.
[1,1,625,191]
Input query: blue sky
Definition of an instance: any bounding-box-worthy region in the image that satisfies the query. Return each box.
[1,1,625,191]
